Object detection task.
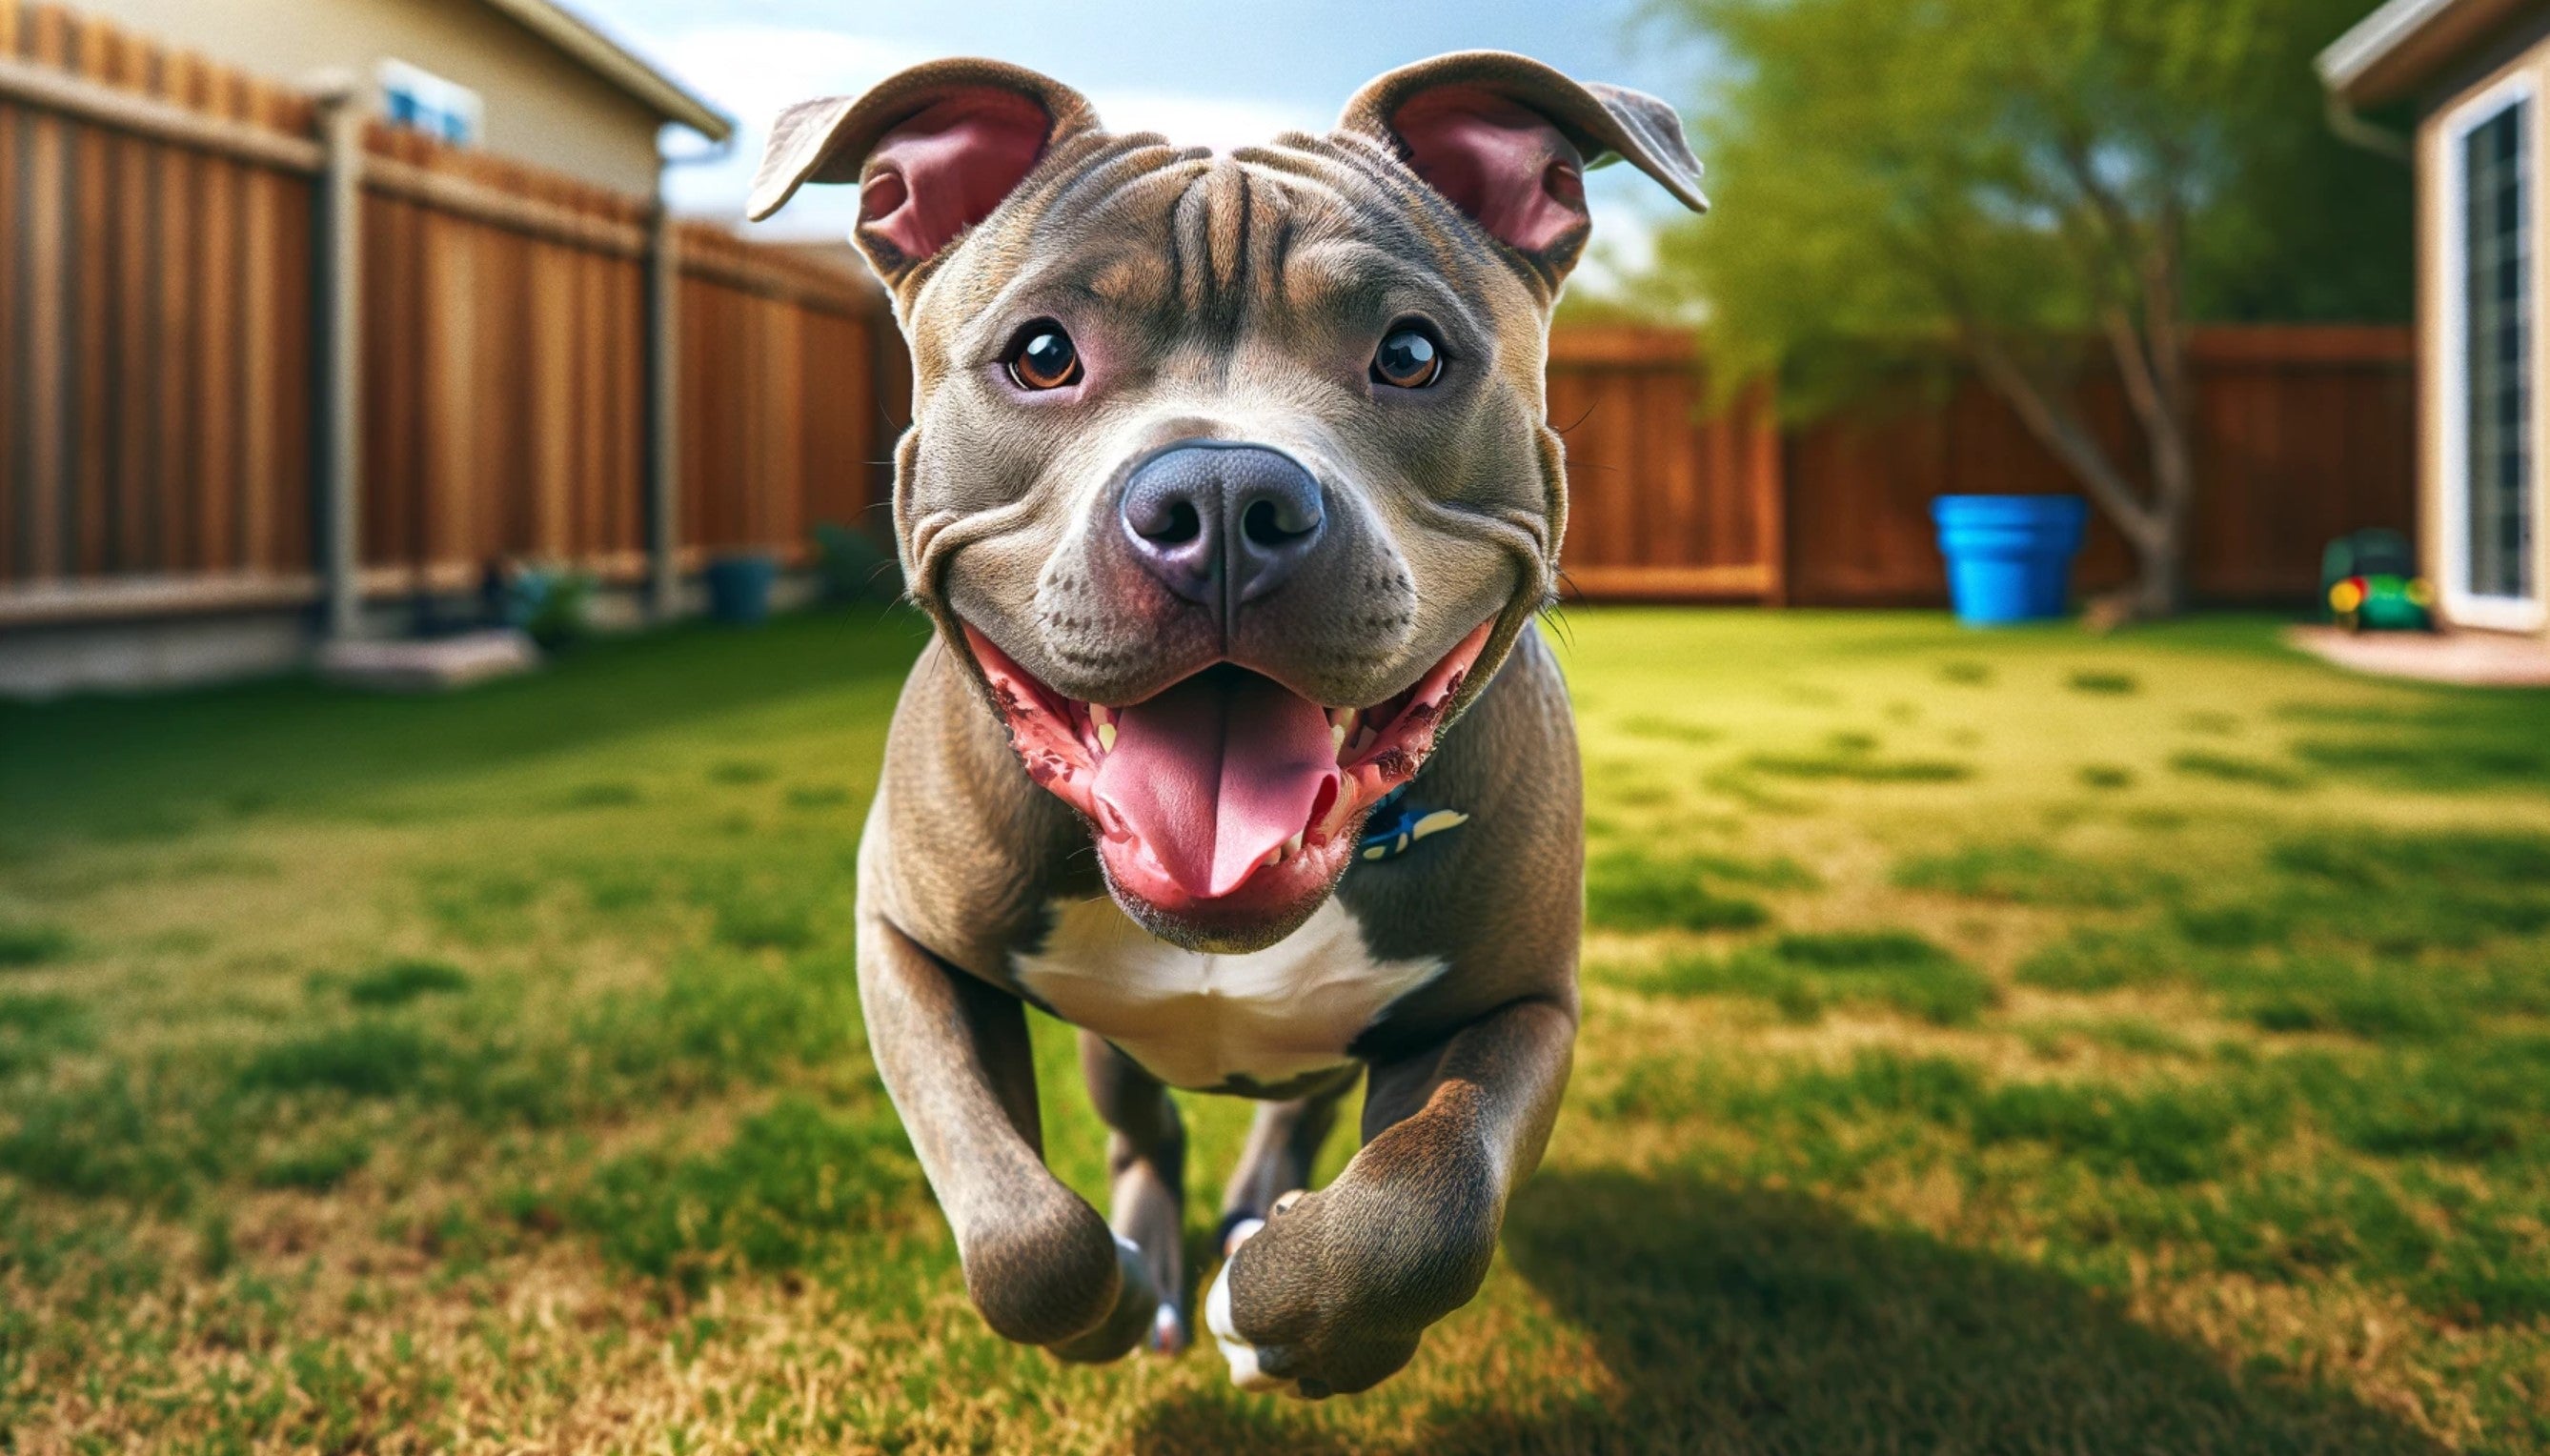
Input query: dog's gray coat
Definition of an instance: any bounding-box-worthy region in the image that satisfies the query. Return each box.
[750,51,1703,1397]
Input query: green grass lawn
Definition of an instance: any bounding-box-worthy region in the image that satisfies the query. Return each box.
[3,607,2547,1453]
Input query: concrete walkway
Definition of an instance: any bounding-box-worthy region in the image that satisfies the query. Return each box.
[2286,625,2550,687]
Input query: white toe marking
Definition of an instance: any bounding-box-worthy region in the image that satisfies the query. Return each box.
[1149,1301,1186,1354]
[1204,1258,1290,1394]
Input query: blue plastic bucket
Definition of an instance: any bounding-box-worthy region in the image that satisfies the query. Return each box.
[1932,495,2089,626]
[705,553,779,626]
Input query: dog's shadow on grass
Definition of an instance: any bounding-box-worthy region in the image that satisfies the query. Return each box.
[1136,1166,2444,1455]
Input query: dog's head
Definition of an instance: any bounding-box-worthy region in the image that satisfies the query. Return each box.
[752,52,1705,951]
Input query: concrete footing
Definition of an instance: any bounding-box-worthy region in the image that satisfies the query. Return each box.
[0,570,831,701]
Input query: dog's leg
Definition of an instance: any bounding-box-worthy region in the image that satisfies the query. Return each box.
[1069,1032,1191,1357]
[859,914,1155,1356]
[1215,1067,1358,1257]
[1204,996,1573,1398]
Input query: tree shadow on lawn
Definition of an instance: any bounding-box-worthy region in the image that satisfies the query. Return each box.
[1135,1168,2439,1456]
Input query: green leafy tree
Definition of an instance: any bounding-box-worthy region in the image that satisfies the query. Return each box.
[1638,0,2411,618]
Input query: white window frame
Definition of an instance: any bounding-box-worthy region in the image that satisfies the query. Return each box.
[378,59,483,148]
[2438,71,2546,632]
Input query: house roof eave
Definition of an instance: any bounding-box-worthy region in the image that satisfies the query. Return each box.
[475,0,734,144]
[2319,0,2540,109]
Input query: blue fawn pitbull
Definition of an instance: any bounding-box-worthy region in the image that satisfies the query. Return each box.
[747,51,1706,1398]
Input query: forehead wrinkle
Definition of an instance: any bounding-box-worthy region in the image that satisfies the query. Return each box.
[941,146,1204,314]
[1279,131,1533,295]
[1246,142,1488,289]
[937,128,1525,368]
[1248,136,1432,233]
[1080,252,1167,313]
[944,164,1204,346]
[1279,237,1485,332]
[1172,159,1311,322]
[1229,138,1373,201]
[1018,132,1203,230]
[1253,196,1296,311]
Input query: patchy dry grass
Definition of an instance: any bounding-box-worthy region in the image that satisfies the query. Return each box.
[3,608,2547,1452]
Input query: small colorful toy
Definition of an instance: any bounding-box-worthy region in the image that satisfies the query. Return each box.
[2320,529,2435,634]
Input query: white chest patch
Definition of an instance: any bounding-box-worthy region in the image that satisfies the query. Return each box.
[1012,897,1445,1091]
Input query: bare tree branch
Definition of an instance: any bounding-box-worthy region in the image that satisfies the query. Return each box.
[2052,133,2145,283]
[2100,304,2171,446]
[1963,325,2164,549]
[2144,193,2193,445]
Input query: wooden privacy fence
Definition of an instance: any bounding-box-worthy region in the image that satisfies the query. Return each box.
[1,1,2415,634]
[1551,326,2418,607]
[1546,329,1785,602]
[0,2,901,630]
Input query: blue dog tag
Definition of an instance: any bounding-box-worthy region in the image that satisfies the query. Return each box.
[1356,784,1469,862]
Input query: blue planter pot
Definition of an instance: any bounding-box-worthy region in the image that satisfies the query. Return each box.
[705,554,779,626]
[1932,495,2089,626]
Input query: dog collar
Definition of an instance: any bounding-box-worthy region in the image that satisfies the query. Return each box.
[1356,784,1468,863]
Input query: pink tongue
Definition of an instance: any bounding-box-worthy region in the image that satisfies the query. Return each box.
[1091,670,1339,898]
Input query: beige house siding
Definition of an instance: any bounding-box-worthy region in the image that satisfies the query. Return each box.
[2416,31,2550,637]
[74,0,667,192]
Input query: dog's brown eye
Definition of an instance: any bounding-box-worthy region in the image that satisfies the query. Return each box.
[1371,325,1443,389]
[1006,323,1082,391]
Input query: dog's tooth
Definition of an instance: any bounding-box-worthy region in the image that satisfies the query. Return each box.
[1330,722,1348,755]
[1089,703,1113,728]
[1262,845,1283,869]
[1097,722,1117,753]
[1284,831,1304,858]
[1316,792,1358,841]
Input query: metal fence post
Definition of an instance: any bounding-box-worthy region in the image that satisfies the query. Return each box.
[645,196,680,619]
[312,76,364,639]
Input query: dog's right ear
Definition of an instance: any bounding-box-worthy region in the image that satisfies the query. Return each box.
[747,60,1098,285]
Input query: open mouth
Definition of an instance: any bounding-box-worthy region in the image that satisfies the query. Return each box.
[962,619,1496,920]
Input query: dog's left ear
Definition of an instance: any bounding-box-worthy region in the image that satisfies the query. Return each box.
[747,59,1099,286]
[1340,51,1705,272]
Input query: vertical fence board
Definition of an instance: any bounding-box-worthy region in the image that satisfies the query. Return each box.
[153,46,199,572]
[531,228,569,557]
[22,6,69,583]
[108,24,151,571]
[357,132,396,573]
[576,199,605,557]
[0,3,18,587]
[607,253,638,557]
[70,12,111,575]
[678,273,711,555]
[195,62,242,574]
[1751,387,1786,604]
[765,299,801,556]
[1696,375,1733,567]
[415,141,449,576]
[491,172,528,564]
[270,91,314,577]
[235,75,280,575]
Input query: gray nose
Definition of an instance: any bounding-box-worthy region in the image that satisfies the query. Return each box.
[1119,443,1326,610]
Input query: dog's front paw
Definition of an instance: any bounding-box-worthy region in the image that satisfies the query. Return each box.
[1048,1233,1164,1365]
[1204,1176,1495,1399]
[1204,1248,1310,1397]
[956,1187,1124,1348]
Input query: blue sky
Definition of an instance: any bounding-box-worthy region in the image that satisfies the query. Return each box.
[569,0,1717,282]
